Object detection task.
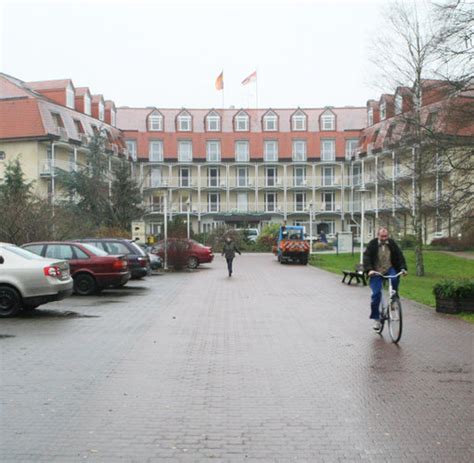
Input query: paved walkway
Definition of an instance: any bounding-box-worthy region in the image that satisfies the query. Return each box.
[0,254,472,462]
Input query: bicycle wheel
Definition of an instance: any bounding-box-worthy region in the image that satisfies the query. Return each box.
[388,297,403,343]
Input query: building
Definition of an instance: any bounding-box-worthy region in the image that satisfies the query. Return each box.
[0,73,127,202]
[117,106,365,238]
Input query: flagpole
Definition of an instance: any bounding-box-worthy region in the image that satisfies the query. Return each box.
[255,67,259,109]
[222,69,225,109]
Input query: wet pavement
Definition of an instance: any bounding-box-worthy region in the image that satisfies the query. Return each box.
[0,254,472,462]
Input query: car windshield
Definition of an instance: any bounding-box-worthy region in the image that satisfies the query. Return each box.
[80,243,109,256]
[3,245,45,260]
[287,230,303,240]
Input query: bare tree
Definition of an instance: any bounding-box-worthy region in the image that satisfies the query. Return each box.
[369,0,474,276]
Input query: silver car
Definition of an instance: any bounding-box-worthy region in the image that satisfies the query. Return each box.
[0,242,73,317]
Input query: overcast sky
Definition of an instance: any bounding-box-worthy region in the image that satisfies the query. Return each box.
[1,0,399,109]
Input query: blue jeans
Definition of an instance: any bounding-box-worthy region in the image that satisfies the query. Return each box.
[369,267,399,319]
[226,258,234,275]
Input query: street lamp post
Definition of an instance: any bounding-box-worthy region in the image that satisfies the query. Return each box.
[359,187,369,265]
[163,193,168,270]
[186,199,191,239]
[308,200,314,254]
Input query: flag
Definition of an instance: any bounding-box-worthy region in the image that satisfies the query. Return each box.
[241,70,257,86]
[215,71,224,90]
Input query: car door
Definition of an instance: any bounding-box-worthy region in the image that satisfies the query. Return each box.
[44,244,78,273]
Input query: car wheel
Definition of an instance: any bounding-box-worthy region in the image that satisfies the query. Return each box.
[0,285,22,317]
[188,256,199,269]
[74,273,97,296]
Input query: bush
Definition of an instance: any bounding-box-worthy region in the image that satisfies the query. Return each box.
[399,234,417,249]
[167,239,191,271]
[255,223,279,252]
[313,242,333,251]
[433,279,474,299]
[430,236,474,251]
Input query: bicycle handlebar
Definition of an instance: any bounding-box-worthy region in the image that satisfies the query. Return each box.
[370,271,406,278]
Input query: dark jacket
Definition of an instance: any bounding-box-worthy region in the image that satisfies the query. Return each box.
[222,241,241,259]
[363,238,407,273]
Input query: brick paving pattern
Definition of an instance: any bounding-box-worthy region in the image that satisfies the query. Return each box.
[0,254,472,462]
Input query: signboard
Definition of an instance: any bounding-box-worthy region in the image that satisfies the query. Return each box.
[131,221,146,244]
[337,231,353,254]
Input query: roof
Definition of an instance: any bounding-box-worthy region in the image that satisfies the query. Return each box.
[75,87,91,96]
[27,79,73,90]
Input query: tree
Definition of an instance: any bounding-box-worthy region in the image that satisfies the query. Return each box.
[370,0,474,276]
[109,161,143,231]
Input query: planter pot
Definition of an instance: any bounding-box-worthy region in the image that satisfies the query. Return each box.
[435,296,474,314]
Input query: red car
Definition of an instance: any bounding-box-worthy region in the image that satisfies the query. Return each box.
[152,239,214,269]
[22,241,130,295]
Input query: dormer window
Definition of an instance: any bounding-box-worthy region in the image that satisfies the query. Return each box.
[380,101,386,120]
[368,108,374,126]
[291,110,306,131]
[395,94,403,115]
[111,109,116,127]
[98,100,105,121]
[177,111,192,131]
[84,93,91,115]
[206,111,221,131]
[235,111,249,131]
[263,111,278,131]
[320,111,335,131]
[66,83,75,109]
[51,112,64,128]
[148,112,163,131]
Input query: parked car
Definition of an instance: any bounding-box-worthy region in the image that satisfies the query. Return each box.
[236,228,260,243]
[0,242,73,317]
[136,243,163,270]
[22,241,130,295]
[74,238,150,279]
[151,239,214,269]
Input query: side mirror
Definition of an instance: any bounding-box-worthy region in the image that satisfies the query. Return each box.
[0,255,4,264]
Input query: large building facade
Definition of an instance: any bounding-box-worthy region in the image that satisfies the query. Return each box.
[118,107,365,238]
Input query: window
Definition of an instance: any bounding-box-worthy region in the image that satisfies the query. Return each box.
[206,141,221,162]
[292,110,306,131]
[68,152,76,172]
[294,167,306,186]
[395,94,403,115]
[84,93,91,115]
[208,193,220,212]
[149,112,163,131]
[51,112,64,128]
[126,140,137,160]
[180,167,190,187]
[177,112,192,131]
[235,141,249,162]
[66,83,75,109]
[237,192,248,211]
[149,140,163,162]
[321,191,335,211]
[178,141,193,162]
[235,111,249,131]
[292,140,307,162]
[295,192,306,212]
[320,111,335,130]
[322,166,334,186]
[208,167,219,187]
[206,111,220,131]
[0,151,5,161]
[321,139,335,161]
[367,107,373,126]
[73,246,89,259]
[263,111,278,131]
[237,167,248,187]
[345,139,358,160]
[45,244,74,260]
[74,120,85,134]
[426,112,438,130]
[353,164,362,186]
[111,109,116,127]
[380,101,386,120]
[150,167,162,187]
[266,167,277,187]
[264,140,278,162]
[265,192,277,212]
[98,101,105,121]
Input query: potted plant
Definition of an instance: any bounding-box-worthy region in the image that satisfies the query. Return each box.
[433,280,474,314]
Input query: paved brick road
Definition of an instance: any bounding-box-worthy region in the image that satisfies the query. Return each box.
[0,254,472,462]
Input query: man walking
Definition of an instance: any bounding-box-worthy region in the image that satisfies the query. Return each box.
[222,236,241,277]
[363,228,407,331]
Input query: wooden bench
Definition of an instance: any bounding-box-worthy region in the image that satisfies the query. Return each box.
[342,264,367,286]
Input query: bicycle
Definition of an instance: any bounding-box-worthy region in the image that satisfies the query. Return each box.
[370,271,405,343]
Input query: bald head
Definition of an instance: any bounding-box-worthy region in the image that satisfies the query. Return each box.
[378,228,389,244]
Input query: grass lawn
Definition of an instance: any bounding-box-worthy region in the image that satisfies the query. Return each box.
[309,250,474,321]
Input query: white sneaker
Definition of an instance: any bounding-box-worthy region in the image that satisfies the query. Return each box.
[372,320,381,331]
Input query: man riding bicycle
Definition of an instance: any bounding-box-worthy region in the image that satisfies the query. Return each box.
[363,228,408,331]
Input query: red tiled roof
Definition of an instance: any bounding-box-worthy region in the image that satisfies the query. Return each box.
[0,98,46,138]
[27,79,73,90]
[92,95,104,103]
[75,87,91,96]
